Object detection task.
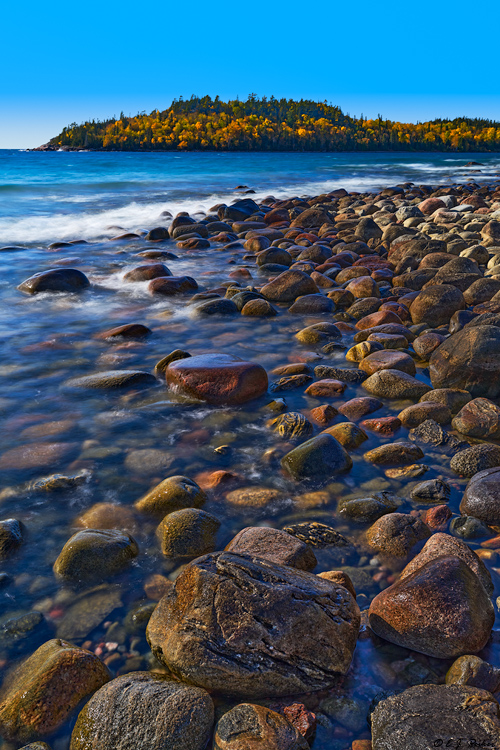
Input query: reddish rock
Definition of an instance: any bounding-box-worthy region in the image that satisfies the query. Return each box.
[166,353,268,405]
[422,505,452,531]
[361,416,401,434]
[355,310,402,330]
[225,527,317,571]
[148,276,198,295]
[260,270,319,302]
[452,397,500,440]
[418,197,446,215]
[309,404,338,426]
[96,323,152,340]
[346,276,379,299]
[366,512,430,559]
[282,703,317,741]
[338,397,383,420]
[359,350,416,377]
[305,379,346,397]
[123,263,171,281]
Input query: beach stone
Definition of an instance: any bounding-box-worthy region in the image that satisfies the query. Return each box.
[450,515,492,540]
[305,379,346,397]
[345,341,383,362]
[359,350,416,377]
[346,276,379,298]
[241,299,277,316]
[452,397,500,439]
[451,443,500,477]
[70,672,214,750]
[56,585,123,640]
[97,323,151,340]
[270,374,313,392]
[398,402,451,427]
[410,284,465,327]
[261,270,319,302]
[123,263,171,282]
[192,298,238,316]
[323,422,368,449]
[419,387,471,415]
[423,504,452,531]
[338,492,399,524]
[146,551,360,698]
[410,478,451,504]
[290,207,333,228]
[430,324,500,398]
[225,487,284,509]
[364,442,424,465]
[271,412,313,440]
[446,656,500,692]
[295,322,342,345]
[464,277,500,305]
[0,519,23,560]
[124,449,173,476]
[419,197,446,214]
[148,276,198,294]
[74,503,137,533]
[166,353,268,405]
[366,512,430,559]
[53,529,139,584]
[354,310,401,330]
[371,684,500,750]
[213,703,308,750]
[154,349,191,376]
[400,532,493,595]
[64,370,156,390]
[0,442,79,473]
[338,397,383,419]
[156,508,220,558]
[257,248,292,267]
[361,415,401,434]
[134,475,206,518]
[0,639,110,743]
[309,404,338,426]
[289,294,334,314]
[225,527,316,571]
[412,332,445,359]
[18,269,90,294]
[460,466,500,526]
[363,370,431,399]
[368,556,494,658]
[281,433,352,480]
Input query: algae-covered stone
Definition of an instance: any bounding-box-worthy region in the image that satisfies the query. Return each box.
[70,672,214,750]
[156,508,220,558]
[0,639,110,743]
[53,529,139,584]
[134,475,206,518]
[281,434,352,481]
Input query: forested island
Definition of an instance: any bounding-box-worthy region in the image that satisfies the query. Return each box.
[39,95,500,152]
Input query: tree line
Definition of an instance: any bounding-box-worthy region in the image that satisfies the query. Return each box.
[48,95,500,152]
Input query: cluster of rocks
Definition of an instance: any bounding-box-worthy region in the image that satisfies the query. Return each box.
[5,181,500,749]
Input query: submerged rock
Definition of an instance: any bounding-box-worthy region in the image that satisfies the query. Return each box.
[18,268,90,294]
[281,433,352,481]
[53,529,139,584]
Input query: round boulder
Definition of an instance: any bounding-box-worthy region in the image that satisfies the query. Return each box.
[460,466,500,526]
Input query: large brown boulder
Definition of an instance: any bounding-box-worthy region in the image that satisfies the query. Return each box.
[362,369,431,400]
[460,466,500,526]
[18,268,90,294]
[371,684,500,750]
[368,556,494,658]
[213,703,308,750]
[452,397,500,439]
[0,639,110,743]
[166,353,268,405]
[260,270,319,302]
[225,527,317,571]
[365,512,429,560]
[70,672,213,750]
[146,552,360,698]
[410,284,465,327]
[429,324,500,398]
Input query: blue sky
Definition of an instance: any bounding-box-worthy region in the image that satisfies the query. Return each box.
[1,0,499,148]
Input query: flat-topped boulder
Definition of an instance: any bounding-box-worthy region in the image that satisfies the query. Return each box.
[165,353,268,405]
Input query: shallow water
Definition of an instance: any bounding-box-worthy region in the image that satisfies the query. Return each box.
[0,151,499,749]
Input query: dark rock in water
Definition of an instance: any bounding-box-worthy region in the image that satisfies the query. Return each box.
[0,611,50,655]
[56,585,123,640]
[18,269,90,294]
[410,478,451,504]
[192,298,239,316]
[451,443,500,478]
[364,442,424,466]
[213,703,308,750]
[366,512,430,560]
[123,263,171,282]
[0,443,80,473]
[452,397,500,440]
[281,433,352,481]
[271,411,313,439]
[19,743,52,749]
[369,556,494,658]
[156,507,220,558]
[145,226,169,241]
[64,370,157,390]
[314,365,366,384]
[430,324,500,399]
[460,466,500,526]
[450,515,492,540]
[153,349,191,376]
[446,655,500,693]
[225,527,317,571]
[166,353,268,405]
[146,551,360,698]
[148,275,198,295]
[223,198,260,221]
[96,323,152,340]
[409,419,466,452]
[135,475,206,518]
[0,639,110,743]
[289,294,334,314]
[371,684,500,750]
[0,519,23,560]
[410,284,465,327]
[363,369,431,400]
[70,672,214,750]
[53,529,139,584]
[339,492,400,524]
[261,270,319,302]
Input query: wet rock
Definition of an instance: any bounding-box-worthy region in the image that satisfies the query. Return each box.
[166,353,268,405]
[398,402,451,427]
[0,611,50,655]
[70,672,214,750]
[53,529,139,584]
[369,556,494,658]
[361,415,401,434]
[314,365,366,384]
[124,449,173,476]
[363,370,431,400]
[96,323,152,340]
[451,443,500,478]
[0,519,23,560]
[148,276,198,295]
[339,492,399,524]
[0,442,79,473]
[309,404,338,426]
[423,504,452,531]
[295,322,342,345]
[146,551,360,698]
[270,374,313,392]
[19,743,52,750]
[460,466,500,526]
[450,514,492,540]
[446,655,500,692]
[305,379,346,397]
[213,703,308,750]
[366,512,429,560]
[371,684,500,750]
[412,331,445,359]
[320,694,368,733]
[400,532,493,595]
[409,419,465,452]
[192,298,238,316]
[241,299,277,316]
[156,508,220,558]
[338,397,383,419]
[135,475,206,518]
[256,247,292,267]
[410,284,465,327]
[123,263,171,282]
[323,421,368,449]
[271,412,313,440]
[410,478,451,504]
[153,349,191,376]
[452,397,500,439]
[74,503,137,533]
[56,585,123,640]
[225,527,316,571]
[359,350,416,377]
[281,433,352,481]
[318,569,357,598]
[430,324,500,398]
[225,487,284,509]
[261,270,319,302]
[0,639,110,743]
[364,442,424,465]
[18,269,90,294]
[64,370,157,390]
[289,294,334,314]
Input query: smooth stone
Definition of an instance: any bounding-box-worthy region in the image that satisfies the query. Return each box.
[460,466,500,526]
[134,475,206,518]
[295,322,342,345]
[366,512,430,559]
[419,387,472,415]
[452,397,500,439]
[56,585,123,640]
[74,503,137,533]
[359,350,416,377]
[0,442,79,473]
[123,263,172,281]
[363,369,431,399]
[0,519,23,560]
[225,527,317,571]
[410,284,465,327]
[53,529,139,584]
[364,442,424,465]
[322,422,368,450]
[446,655,500,693]
[96,323,151,340]
[148,276,198,295]
[18,269,90,294]
[281,433,352,481]
[213,703,308,750]
[64,370,157,390]
[398,402,451,428]
[146,551,360,698]
[410,478,451,504]
[289,294,334,314]
[156,508,220,558]
[260,270,319,302]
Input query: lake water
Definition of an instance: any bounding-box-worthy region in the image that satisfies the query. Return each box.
[0,150,499,750]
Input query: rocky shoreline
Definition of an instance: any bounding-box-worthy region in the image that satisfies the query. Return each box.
[2,179,500,748]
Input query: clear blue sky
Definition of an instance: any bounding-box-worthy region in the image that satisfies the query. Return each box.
[1,0,499,148]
